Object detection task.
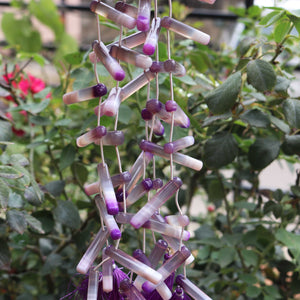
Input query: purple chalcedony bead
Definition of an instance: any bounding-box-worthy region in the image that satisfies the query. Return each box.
[142,178,153,191]
[165,100,177,112]
[94,125,107,137]
[93,83,108,97]
[146,99,162,114]
[164,142,174,154]
[141,108,153,121]
[152,178,163,190]
[111,228,122,240]
[137,16,150,31]
[116,190,128,202]
[150,61,161,73]
[143,43,156,55]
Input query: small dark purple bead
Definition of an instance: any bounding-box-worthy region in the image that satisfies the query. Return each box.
[142,178,153,191]
[156,239,168,249]
[141,108,153,121]
[122,171,131,183]
[164,59,176,72]
[152,178,163,190]
[115,190,128,202]
[164,142,174,154]
[146,99,162,114]
[115,1,126,12]
[93,83,107,97]
[150,61,161,73]
[165,100,177,112]
[94,125,107,138]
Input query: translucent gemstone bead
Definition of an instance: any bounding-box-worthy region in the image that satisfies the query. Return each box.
[94,130,125,146]
[165,214,190,227]
[163,136,195,154]
[101,87,122,117]
[137,0,151,31]
[102,249,113,292]
[115,1,138,18]
[152,178,163,190]
[161,17,210,45]
[165,100,177,112]
[76,126,107,148]
[126,178,153,207]
[149,60,186,77]
[120,278,147,299]
[146,99,162,114]
[133,249,151,266]
[63,84,107,104]
[143,17,161,55]
[108,31,147,49]
[87,269,99,300]
[141,108,153,121]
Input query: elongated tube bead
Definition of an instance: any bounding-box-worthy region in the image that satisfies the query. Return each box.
[198,0,216,4]
[87,269,99,300]
[97,163,119,215]
[137,0,151,31]
[76,227,109,274]
[101,87,122,117]
[95,196,121,240]
[115,1,138,18]
[110,45,153,69]
[84,171,131,196]
[143,17,161,55]
[93,40,125,81]
[161,17,210,45]
[150,60,186,77]
[163,136,194,154]
[176,274,212,300]
[90,0,136,29]
[63,84,107,104]
[120,278,147,299]
[108,31,148,49]
[133,249,152,266]
[105,245,163,284]
[142,246,191,293]
[121,70,156,101]
[77,126,107,147]
[126,178,153,207]
[102,249,113,292]
[140,140,203,171]
[130,177,182,229]
[150,117,165,136]
[94,130,125,146]
[165,214,190,227]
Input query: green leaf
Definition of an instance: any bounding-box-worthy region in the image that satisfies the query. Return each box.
[9,154,29,166]
[283,99,300,128]
[7,210,26,234]
[287,13,300,36]
[282,135,300,155]
[63,52,83,65]
[240,109,270,128]
[248,137,280,170]
[270,115,290,134]
[59,144,76,170]
[29,115,51,126]
[8,192,23,208]
[17,52,48,67]
[203,132,239,169]
[118,105,134,124]
[246,285,261,298]
[24,186,43,206]
[45,180,65,197]
[274,19,292,43]
[0,166,24,179]
[177,75,197,86]
[189,50,211,73]
[54,200,81,229]
[202,112,232,127]
[55,32,78,61]
[24,213,45,234]
[275,228,300,263]
[247,60,276,92]
[0,179,10,208]
[205,72,242,114]
[71,163,88,186]
[217,247,236,268]
[239,273,257,285]
[241,249,259,267]
[275,76,291,93]
[32,210,54,234]
[259,10,285,26]
[41,253,62,275]
[0,121,12,142]
[18,98,50,114]
[0,238,11,271]
[71,68,94,91]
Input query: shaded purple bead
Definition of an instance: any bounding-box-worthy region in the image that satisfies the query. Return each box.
[137,15,150,31]
[150,61,162,73]
[152,178,163,190]
[164,142,174,154]
[115,190,128,202]
[142,178,153,191]
[93,83,108,97]
[164,59,176,72]
[122,171,131,183]
[133,249,152,267]
[94,125,107,137]
[141,108,153,121]
[165,100,177,112]
[146,99,162,114]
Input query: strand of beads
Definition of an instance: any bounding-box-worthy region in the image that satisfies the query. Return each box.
[62,0,216,299]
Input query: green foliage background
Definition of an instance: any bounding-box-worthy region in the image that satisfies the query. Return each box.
[0,1,300,299]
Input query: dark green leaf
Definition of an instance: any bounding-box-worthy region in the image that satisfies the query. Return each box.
[189,50,211,73]
[63,52,83,65]
[269,115,290,134]
[0,121,12,141]
[217,247,236,268]
[282,135,300,155]
[239,274,257,284]
[18,98,50,114]
[24,213,45,234]
[274,19,292,43]
[8,192,23,208]
[0,166,23,179]
[247,60,276,92]
[29,115,51,126]
[205,72,242,114]
[59,144,76,170]
[259,10,285,26]
[45,180,65,197]
[283,99,300,128]
[246,286,261,298]
[203,132,239,169]
[234,201,256,211]
[0,179,10,208]
[194,224,216,240]
[71,68,94,91]
[275,76,291,93]
[7,210,26,234]
[41,253,62,275]
[24,187,43,206]
[0,238,10,270]
[54,200,81,229]
[240,109,270,128]
[202,112,232,127]
[248,137,280,170]
[71,163,88,186]
[32,210,54,234]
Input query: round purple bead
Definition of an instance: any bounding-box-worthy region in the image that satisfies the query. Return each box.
[165,100,177,112]
[164,59,176,72]
[122,171,131,183]
[93,83,107,97]
[110,228,122,240]
[142,178,153,191]
[150,61,161,73]
[94,125,107,138]
[164,142,174,154]
[152,178,163,190]
[146,99,162,114]
[141,108,153,121]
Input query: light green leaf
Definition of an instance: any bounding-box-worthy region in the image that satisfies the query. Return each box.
[54,200,81,229]
[246,286,261,298]
[247,60,276,92]
[7,210,26,234]
[270,115,290,134]
[8,192,23,208]
[259,10,285,26]
[241,249,259,267]
[177,75,197,86]
[205,72,242,115]
[59,144,76,170]
[71,68,94,91]
[274,19,292,43]
[45,180,65,197]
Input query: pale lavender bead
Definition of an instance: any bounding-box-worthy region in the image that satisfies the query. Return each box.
[105,245,163,284]
[148,239,168,267]
[95,195,121,240]
[165,100,177,112]
[110,45,152,69]
[133,249,152,267]
[87,269,99,300]
[102,249,113,292]
[161,17,210,45]
[163,136,195,154]
[176,274,212,300]
[97,163,119,215]
[165,214,190,227]
[90,0,136,29]
[142,246,191,293]
[152,178,163,190]
[101,87,122,117]
[126,178,153,207]
[84,171,131,196]
[115,212,133,224]
[77,126,107,148]
[137,0,151,31]
[94,130,125,146]
[120,70,156,101]
[140,140,203,171]
[115,1,138,18]
[120,278,147,299]
[143,17,161,55]
[150,117,165,136]
[76,227,109,274]
[92,40,125,81]
[164,60,186,77]
[108,31,148,49]
[63,83,107,104]
[160,102,190,128]
[130,177,182,229]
